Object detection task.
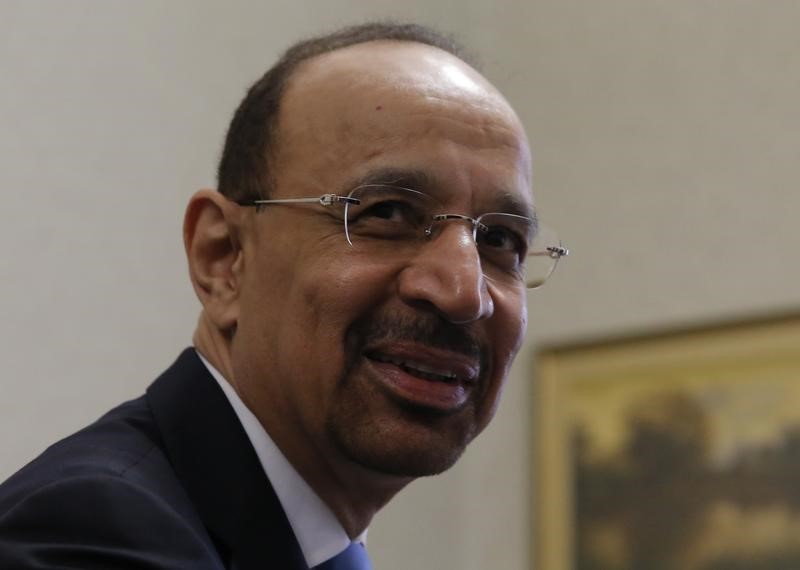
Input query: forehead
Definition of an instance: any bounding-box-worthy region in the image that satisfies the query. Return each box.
[274,41,533,209]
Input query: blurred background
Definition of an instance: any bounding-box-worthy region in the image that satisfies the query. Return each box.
[1,1,798,568]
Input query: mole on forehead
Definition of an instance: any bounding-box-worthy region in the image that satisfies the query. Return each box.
[343,167,535,219]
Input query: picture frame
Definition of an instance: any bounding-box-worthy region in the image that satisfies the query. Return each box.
[535,313,800,570]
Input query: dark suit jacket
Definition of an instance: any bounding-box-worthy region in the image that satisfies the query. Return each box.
[0,349,309,569]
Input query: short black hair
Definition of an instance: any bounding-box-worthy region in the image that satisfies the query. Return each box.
[216,22,470,201]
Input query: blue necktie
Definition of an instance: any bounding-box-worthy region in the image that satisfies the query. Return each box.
[314,542,372,570]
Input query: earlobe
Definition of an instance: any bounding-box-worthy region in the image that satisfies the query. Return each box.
[183,190,242,332]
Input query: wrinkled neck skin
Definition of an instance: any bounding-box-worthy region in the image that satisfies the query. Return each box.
[193,313,408,537]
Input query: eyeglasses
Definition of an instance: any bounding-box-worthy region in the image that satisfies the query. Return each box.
[236,184,568,289]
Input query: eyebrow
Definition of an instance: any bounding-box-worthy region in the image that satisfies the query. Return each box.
[344,166,537,222]
[492,191,537,223]
[346,168,435,193]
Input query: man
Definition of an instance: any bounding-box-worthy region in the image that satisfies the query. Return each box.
[0,22,566,569]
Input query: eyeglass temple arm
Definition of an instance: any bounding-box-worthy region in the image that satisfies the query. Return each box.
[531,246,569,259]
[237,194,360,207]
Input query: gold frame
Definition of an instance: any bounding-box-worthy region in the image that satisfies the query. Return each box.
[534,312,800,570]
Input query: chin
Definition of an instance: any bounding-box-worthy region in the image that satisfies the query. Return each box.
[327,408,478,478]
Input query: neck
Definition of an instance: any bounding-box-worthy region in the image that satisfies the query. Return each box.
[279,437,414,538]
[192,312,235,382]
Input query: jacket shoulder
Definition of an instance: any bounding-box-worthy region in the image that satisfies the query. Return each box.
[0,471,224,569]
[0,395,224,569]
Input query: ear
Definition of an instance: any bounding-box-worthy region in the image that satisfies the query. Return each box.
[183,189,243,333]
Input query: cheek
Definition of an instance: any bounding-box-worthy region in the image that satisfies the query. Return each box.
[277,256,400,431]
[476,293,527,424]
[303,245,399,310]
[495,286,528,360]
[283,252,397,370]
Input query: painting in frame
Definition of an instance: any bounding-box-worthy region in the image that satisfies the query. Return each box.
[535,313,800,570]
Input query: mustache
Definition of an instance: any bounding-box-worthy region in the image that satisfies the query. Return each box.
[350,313,483,361]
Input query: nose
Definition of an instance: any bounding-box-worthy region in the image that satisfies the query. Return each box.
[396,223,494,324]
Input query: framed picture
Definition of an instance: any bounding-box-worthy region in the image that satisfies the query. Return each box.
[535,313,800,570]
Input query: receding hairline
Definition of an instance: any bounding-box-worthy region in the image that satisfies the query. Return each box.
[216,22,479,202]
[276,38,522,146]
[293,36,477,71]
[283,38,493,102]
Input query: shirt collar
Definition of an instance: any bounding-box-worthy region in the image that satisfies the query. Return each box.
[195,350,366,567]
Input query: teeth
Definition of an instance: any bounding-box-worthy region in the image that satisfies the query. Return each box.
[372,354,458,382]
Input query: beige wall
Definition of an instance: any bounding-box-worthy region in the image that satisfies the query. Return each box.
[1,2,798,569]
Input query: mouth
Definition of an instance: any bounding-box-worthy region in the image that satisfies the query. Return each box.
[369,353,459,383]
[363,344,480,413]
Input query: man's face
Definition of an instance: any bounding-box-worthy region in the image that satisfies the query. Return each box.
[230,42,532,478]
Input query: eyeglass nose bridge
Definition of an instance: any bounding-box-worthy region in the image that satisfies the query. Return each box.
[424,214,489,240]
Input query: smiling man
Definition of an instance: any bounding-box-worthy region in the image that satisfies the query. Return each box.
[0,22,566,569]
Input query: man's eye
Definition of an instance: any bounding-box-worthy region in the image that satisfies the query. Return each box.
[357,199,426,226]
[480,226,524,254]
[363,200,406,221]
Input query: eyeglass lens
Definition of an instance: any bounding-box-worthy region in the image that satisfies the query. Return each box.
[343,184,563,289]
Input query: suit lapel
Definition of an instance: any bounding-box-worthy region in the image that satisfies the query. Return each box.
[146,349,308,570]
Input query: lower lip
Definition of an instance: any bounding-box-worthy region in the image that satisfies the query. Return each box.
[365,358,470,412]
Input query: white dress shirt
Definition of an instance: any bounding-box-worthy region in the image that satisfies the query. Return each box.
[196,351,366,567]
